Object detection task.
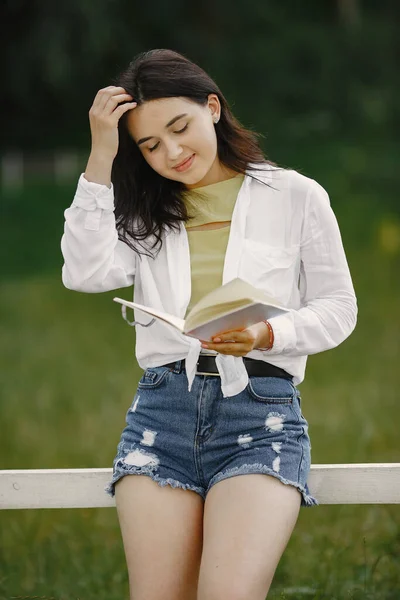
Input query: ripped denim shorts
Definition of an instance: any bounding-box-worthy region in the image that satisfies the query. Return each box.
[104,359,318,507]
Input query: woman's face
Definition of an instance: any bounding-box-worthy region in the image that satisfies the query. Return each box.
[126,94,227,188]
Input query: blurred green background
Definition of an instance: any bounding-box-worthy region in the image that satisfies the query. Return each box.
[1,1,399,598]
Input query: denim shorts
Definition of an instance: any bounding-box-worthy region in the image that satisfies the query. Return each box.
[104,360,318,507]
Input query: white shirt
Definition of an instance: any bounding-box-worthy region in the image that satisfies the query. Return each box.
[61,162,357,397]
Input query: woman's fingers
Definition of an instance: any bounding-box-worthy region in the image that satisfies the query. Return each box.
[93,86,129,112]
[88,86,137,160]
[103,93,135,115]
[111,101,137,124]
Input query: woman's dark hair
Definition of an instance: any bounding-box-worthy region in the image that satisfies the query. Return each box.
[111,48,278,258]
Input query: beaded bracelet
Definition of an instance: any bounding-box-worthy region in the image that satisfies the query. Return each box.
[256,320,274,351]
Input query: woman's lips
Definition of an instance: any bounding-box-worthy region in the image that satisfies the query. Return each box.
[174,154,195,172]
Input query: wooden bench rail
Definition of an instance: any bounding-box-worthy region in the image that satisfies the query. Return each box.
[1,464,399,509]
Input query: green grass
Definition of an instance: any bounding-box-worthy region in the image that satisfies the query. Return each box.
[0,177,399,599]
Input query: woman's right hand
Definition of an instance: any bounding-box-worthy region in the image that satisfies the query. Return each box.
[88,86,137,161]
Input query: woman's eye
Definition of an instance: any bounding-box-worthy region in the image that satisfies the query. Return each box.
[175,124,188,134]
[148,124,188,152]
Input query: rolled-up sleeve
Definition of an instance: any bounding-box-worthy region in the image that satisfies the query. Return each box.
[265,179,357,356]
[61,174,136,292]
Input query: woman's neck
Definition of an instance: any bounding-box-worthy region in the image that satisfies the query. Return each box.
[185,158,240,189]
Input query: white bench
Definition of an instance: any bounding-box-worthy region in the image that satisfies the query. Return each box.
[1,464,399,509]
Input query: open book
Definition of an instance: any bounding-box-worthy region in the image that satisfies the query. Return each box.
[113,277,289,342]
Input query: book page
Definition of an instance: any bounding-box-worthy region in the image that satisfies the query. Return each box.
[185,298,253,332]
[186,302,288,340]
[186,277,285,330]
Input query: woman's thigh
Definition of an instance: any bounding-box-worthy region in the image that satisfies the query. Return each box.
[198,472,301,600]
[115,474,204,600]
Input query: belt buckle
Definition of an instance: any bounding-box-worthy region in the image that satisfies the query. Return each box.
[196,370,220,376]
[196,360,220,377]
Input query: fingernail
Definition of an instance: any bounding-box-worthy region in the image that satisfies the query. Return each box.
[213,337,221,342]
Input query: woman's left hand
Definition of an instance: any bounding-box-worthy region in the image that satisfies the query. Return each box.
[200,321,270,357]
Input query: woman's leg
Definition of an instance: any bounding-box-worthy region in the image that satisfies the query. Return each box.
[115,474,204,600]
[197,473,301,600]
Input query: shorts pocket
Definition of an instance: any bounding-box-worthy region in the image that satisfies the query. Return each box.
[138,366,171,389]
[246,376,297,405]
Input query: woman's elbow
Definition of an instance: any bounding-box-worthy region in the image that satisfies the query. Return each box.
[61,265,99,293]
[61,264,134,293]
[341,295,358,340]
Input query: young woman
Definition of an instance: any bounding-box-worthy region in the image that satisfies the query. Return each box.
[61,49,357,599]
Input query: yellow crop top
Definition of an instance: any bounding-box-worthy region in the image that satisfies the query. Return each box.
[182,173,245,319]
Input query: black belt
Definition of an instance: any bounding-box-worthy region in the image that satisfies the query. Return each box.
[163,355,293,380]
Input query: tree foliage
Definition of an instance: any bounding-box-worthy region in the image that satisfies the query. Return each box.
[2,0,400,151]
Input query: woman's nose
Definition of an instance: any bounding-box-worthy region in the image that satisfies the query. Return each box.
[165,139,183,160]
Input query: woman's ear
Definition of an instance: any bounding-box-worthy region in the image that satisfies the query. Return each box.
[207,93,220,121]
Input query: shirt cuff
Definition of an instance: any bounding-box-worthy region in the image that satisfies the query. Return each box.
[260,313,296,355]
[72,173,115,211]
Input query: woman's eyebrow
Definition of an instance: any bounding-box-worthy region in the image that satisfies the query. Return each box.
[137,113,189,145]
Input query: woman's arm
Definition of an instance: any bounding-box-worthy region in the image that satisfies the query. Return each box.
[261,178,358,357]
[61,173,136,293]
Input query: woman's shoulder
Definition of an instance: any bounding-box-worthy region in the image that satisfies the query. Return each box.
[247,162,327,199]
